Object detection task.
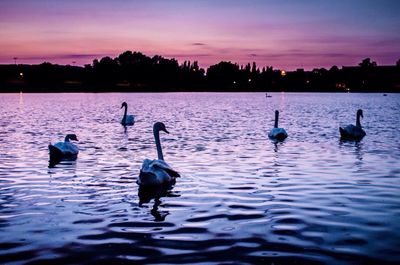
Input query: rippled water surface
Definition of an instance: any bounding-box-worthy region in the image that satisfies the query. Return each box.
[1,92,400,264]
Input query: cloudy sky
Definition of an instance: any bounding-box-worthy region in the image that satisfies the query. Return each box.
[0,0,399,69]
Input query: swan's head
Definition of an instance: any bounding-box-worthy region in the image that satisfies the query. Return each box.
[154,122,169,134]
[121,102,127,109]
[357,109,363,119]
[66,134,79,141]
[275,110,279,116]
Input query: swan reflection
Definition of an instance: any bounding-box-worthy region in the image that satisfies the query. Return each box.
[138,183,179,222]
[339,139,364,165]
[48,159,78,171]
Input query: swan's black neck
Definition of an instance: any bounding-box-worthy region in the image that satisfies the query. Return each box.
[122,104,128,123]
[274,111,279,128]
[356,112,362,128]
[154,128,164,161]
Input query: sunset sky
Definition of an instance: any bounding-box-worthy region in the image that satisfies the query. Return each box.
[0,0,399,70]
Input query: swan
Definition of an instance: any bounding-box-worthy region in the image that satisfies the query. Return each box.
[121,102,135,126]
[339,109,366,140]
[268,110,288,141]
[48,134,79,161]
[138,122,180,186]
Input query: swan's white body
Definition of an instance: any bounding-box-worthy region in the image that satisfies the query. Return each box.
[268,127,288,139]
[121,102,135,126]
[53,141,79,155]
[268,110,288,141]
[340,109,366,140]
[123,115,135,125]
[138,122,180,186]
[49,134,79,160]
[138,159,180,186]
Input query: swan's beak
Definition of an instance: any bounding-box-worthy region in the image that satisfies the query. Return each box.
[163,128,169,134]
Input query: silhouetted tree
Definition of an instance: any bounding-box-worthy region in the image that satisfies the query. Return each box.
[245,63,251,74]
[152,55,180,88]
[359,58,377,68]
[207,61,240,89]
[251,62,259,74]
[330,65,339,72]
[92,56,119,87]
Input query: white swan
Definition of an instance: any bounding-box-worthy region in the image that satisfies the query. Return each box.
[268,110,288,141]
[340,109,366,140]
[138,122,180,186]
[48,134,79,160]
[121,102,135,126]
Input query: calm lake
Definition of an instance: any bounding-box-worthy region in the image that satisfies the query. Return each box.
[0,92,399,264]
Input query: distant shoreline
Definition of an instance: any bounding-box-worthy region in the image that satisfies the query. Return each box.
[1,52,399,93]
[0,90,396,94]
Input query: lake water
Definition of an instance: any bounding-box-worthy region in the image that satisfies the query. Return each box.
[0,92,399,264]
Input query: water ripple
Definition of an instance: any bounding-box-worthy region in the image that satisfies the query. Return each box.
[0,93,400,264]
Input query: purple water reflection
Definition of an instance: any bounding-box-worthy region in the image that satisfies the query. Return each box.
[0,92,399,264]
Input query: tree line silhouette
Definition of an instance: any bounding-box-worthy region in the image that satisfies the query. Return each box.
[0,51,399,92]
